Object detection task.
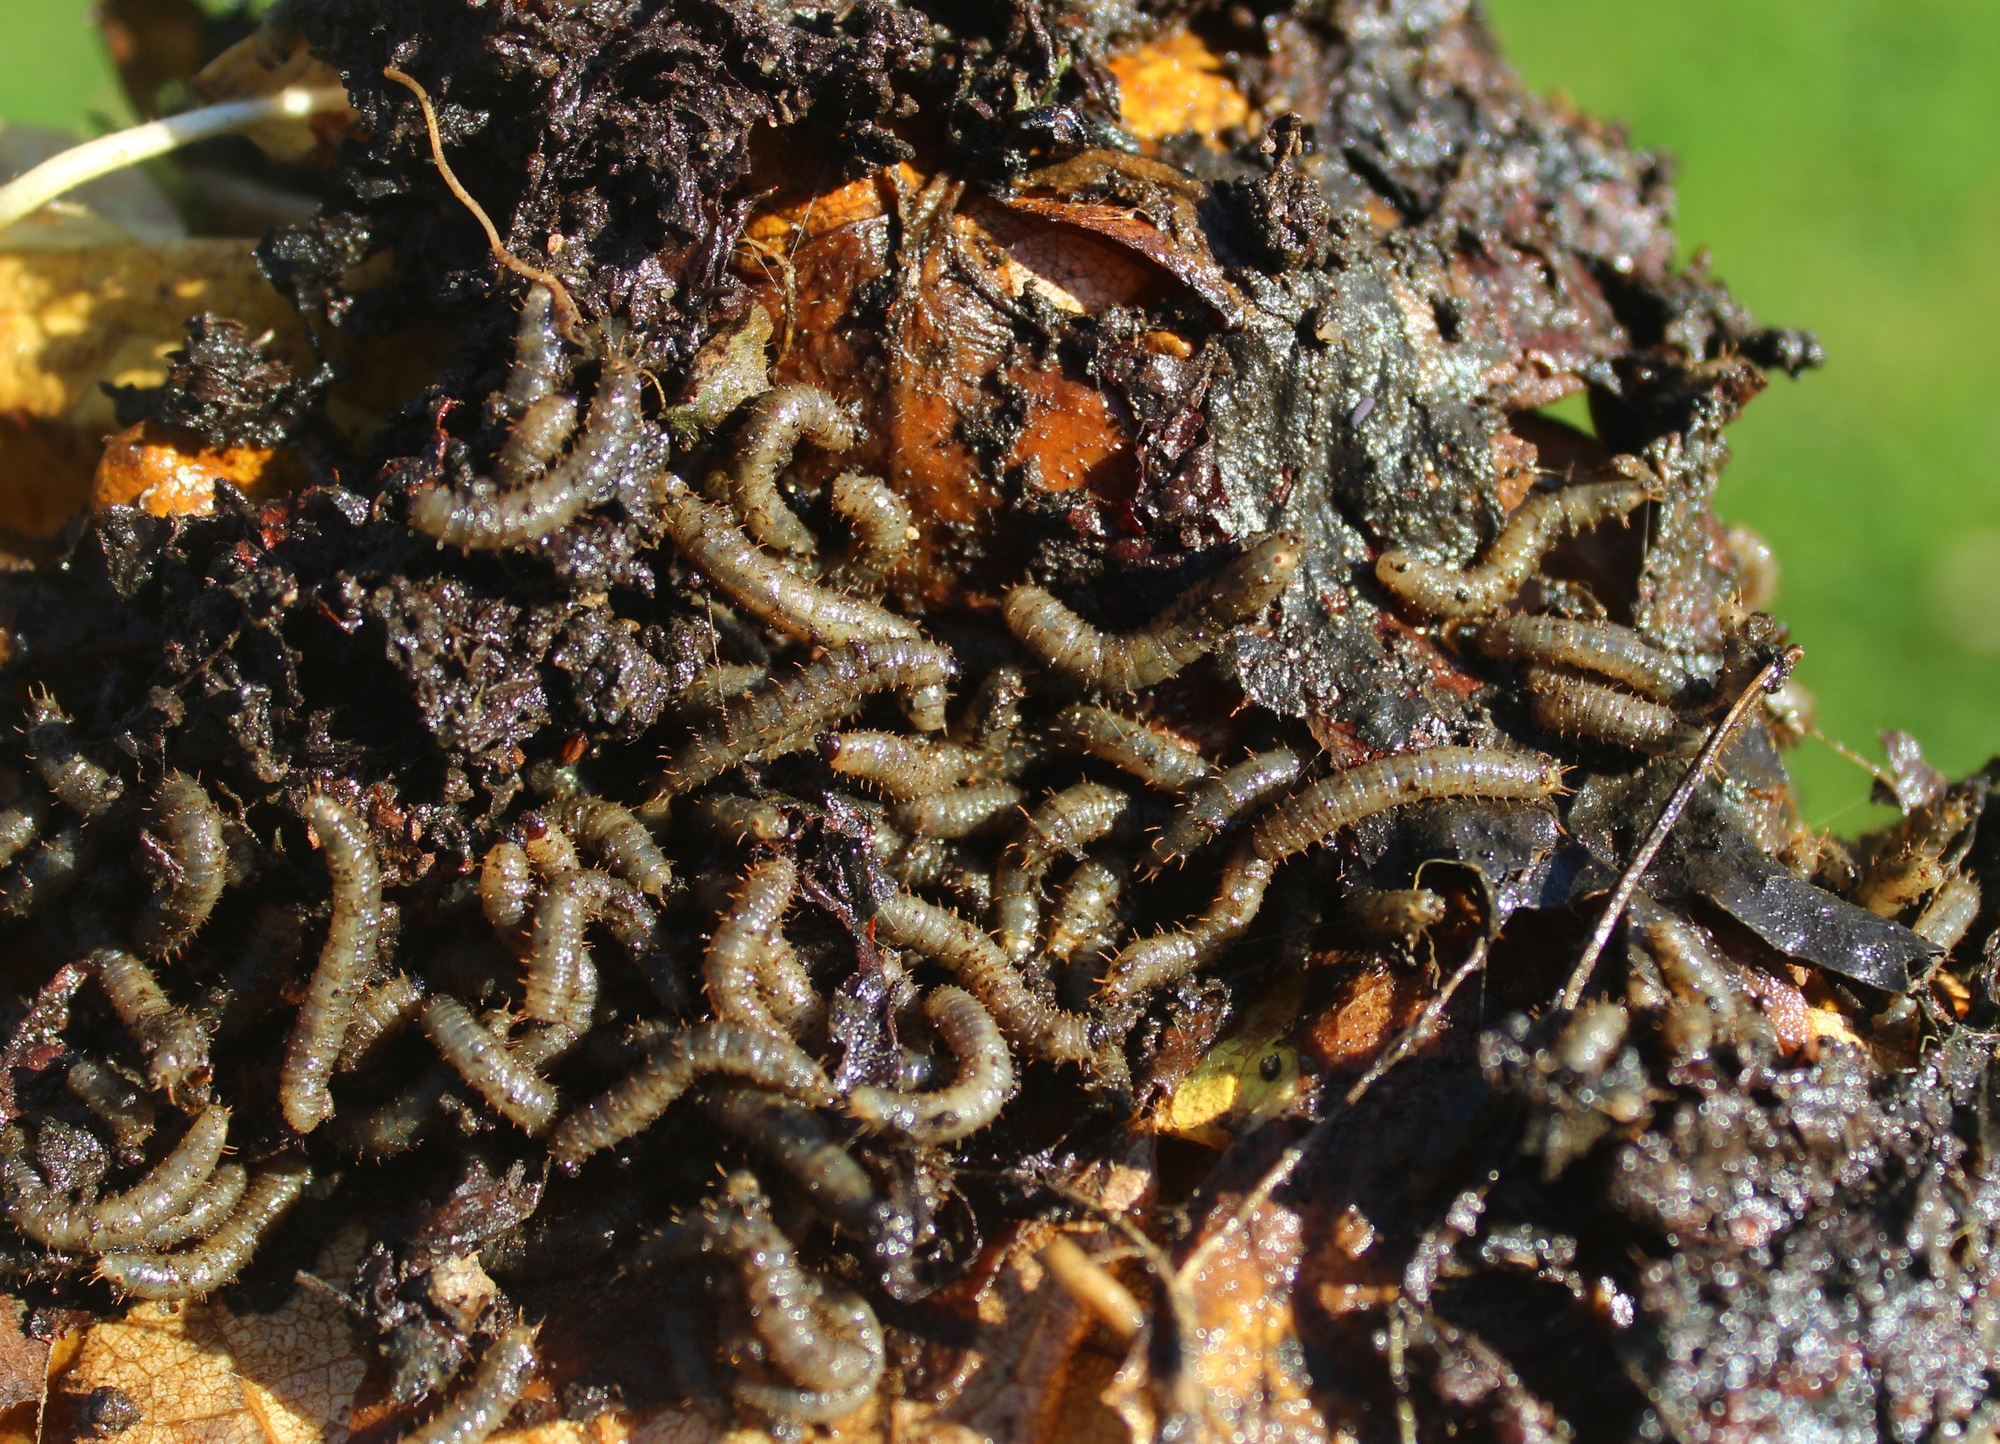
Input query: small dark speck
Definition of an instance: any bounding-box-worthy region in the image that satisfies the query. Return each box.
[1348,396,1376,427]
[1259,1053,1284,1082]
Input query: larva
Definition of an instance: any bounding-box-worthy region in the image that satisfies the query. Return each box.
[91,948,210,1107]
[1374,479,1654,619]
[5,1103,229,1251]
[65,1059,154,1164]
[335,974,426,1074]
[1466,615,1689,702]
[720,382,859,555]
[494,392,579,489]
[663,638,957,794]
[871,891,1096,1067]
[1523,665,1701,755]
[992,783,1134,961]
[479,839,535,940]
[673,662,770,720]
[1348,886,1448,945]
[1005,533,1301,694]
[705,857,820,1038]
[847,986,1014,1143]
[1854,787,1983,918]
[208,903,305,1043]
[132,772,226,958]
[821,731,977,801]
[421,996,558,1135]
[703,1085,882,1238]
[0,797,42,871]
[96,1156,310,1301]
[1147,747,1303,871]
[891,782,1024,840]
[333,1067,456,1162]
[544,795,671,896]
[525,868,639,1029]
[1042,854,1130,972]
[515,811,580,882]
[1038,1235,1146,1342]
[690,791,792,844]
[0,821,86,918]
[548,1022,835,1165]
[137,1160,247,1250]
[402,1323,539,1444]
[1050,704,1212,791]
[1249,746,1566,864]
[656,474,917,647]
[1100,845,1276,1009]
[26,691,124,817]
[500,283,565,412]
[825,471,912,590]
[956,665,1028,757]
[1913,874,1981,952]
[280,795,383,1134]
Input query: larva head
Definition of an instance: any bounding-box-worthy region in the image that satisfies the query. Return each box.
[1219,531,1304,620]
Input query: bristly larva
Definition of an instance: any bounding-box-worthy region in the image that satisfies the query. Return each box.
[821,731,977,801]
[336,974,427,1075]
[548,1021,835,1165]
[0,820,87,918]
[891,781,1024,840]
[515,810,580,881]
[501,281,565,412]
[91,948,211,1108]
[96,1155,310,1300]
[26,690,125,817]
[524,869,637,1030]
[280,795,383,1134]
[663,638,957,794]
[422,995,559,1134]
[1465,614,1690,702]
[1042,854,1130,974]
[1049,704,1212,791]
[1249,746,1566,864]
[1374,479,1655,619]
[1147,747,1303,871]
[690,791,792,844]
[66,1059,155,1165]
[137,1160,248,1250]
[544,795,672,896]
[401,1323,540,1444]
[716,382,859,555]
[826,471,912,590]
[705,856,820,1038]
[1523,665,1701,755]
[479,839,536,942]
[5,1103,229,1250]
[992,782,1134,961]
[1348,886,1448,947]
[1004,533,1300,694]
[847,986,1014,1143]
[132,772,227,958]
[0,798,42,872]
[1099,844,1275,1010]
[703,1085,883,1241]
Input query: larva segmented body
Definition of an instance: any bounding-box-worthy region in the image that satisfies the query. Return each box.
[6,1103,229,1251]
[333,1067,455,1162]
[826,471,912,590]
[138,1160,247,1250]
[872,892,1096,1067]
[664,638,957,794]
[1914,875,1981,952]
[494,392,579,488]
[705,857,820,1038]
[891,781,1024,840]
[887,835,995,915]
[0,799,42,871]
[544,796,671,896]
[0,821,86,918]
[1348,886,1447,944]
[548,1022,835,1165]
[280,796,382,1134]
[66,1060,154,1164]
[673,662,770,720]
[516,811,580,881]
[847,986,1014,1143]
[96,1155,310,1300]
[721,382,859,555]
[1100,845,1275,1009]
[525,868,639,1029]
[1147,747,1303,871]
[91,948,210,1107]
[703,1085,881,1237]
[821,731,977,801]
[690,792,792,844]
[479,840,535,940]
[1523,665,1701,755]
[336,974,426,1074]
[132,772,226,958]
[26,692,124,817]
[501,283,565,412]
[422,996,558,1134]
[1050,704,1211,791]
[1467,615,1689,702]
[992,783,1133,961]
[1004,533,1301,694]
[402,1323,539,1444]
[1043,854,1130,972]
[1249,746,1566,864]
[1374,479,1654,619]
[957,665,1027,756]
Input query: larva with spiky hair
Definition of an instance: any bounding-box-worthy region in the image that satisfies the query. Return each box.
[132,772,226,959]
[871,892,1097,1068]
[65,1059,154,1165]
[26,691,124,817]
[1374,479,1655,619]
[1146,747,1303,871]
[280,795,382,1134]
[956,665,1028,756]
[1523,665,1702,755]
[4,1103,229,1250]
[847,986,1014,1143]
[1049,704,1212,791]
[515,810,580,881]
[891,782,1024,840]
[672,662,770,721]
[1004,533,1301,694]
[336,974,426,1074]
[479,839,535,942]
[821,731,978,801]
[494,393,579,489]
[705,856,821,1038]
[0,798,42,871]
[663,638,957,794]
[703,1085,883,1240]
[1099,845,1276,1010]
[992,783,1134,961]
[137,1160,247,1250]
[548,1022,835,1166]
[1249,746,1566,864]
[825,471,912,590]
[401,1323,540,1444]
[1042,854,1130,973]
[717,381,860,555]
[1348,886,1448,946]
[91,948,210,1107]
[889,836,995,916]
[500,282,566,413]
[1465,614,1691,702]
[690,791,792,844]
[543,795,672,896]
[208,903,305,1043]
[421,996,559,1135]
[96,1155,309,1300]
[0,820,87,918]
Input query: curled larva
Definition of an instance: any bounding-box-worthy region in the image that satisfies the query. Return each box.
[690,792,792,844]
[872,892,1096,1068]
[516,811,580,882]
[208,903,305,1043]
[0,798,42,871]
[1374,479,1655,619]
[1466,614,1690,702]
[1049,704,1211,791]
[1249,746,1566,864]
[66,1059,155,1164]
[887,835,995,915]
[526,868,643,1029]
[544,795,671,896]
[549,1022,835,1165]
[703,1085,883,1240]
[26,691,125,817]
[705,856,820,1038]
[1042,854,1130,974]
[821,731,977,801]
[402,1323,539,1444]
[0,821,87,918]
[132,772,227,958]
[1147,747,1303,871]
[1348,886,1447,945]
[479,839,535,941]
[336,974,426,1074]
[1523,665,1702,755]
[1005,533,1300,694]
[892,782,1024,840]
[422,996,558,1135]
[1914,874,1981,952]
[495,392,579,489]
[847,986,1014,1143]
[138,1160,248,1250]
[826,471,912,590]
[1099,845,1275,1009]
[333,1067,456,1162]
[664,638,957,794]
[5,1103,229,1251]
[91,948,210,1107]
[992,783,1133,961]
[96,1155,310,1301]
[280,795,382,1134]
[719,382,859,555]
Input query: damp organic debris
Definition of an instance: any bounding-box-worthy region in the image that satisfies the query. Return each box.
[0,2,1990,1442]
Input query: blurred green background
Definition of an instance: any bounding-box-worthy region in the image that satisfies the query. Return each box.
[4,0,1997,830]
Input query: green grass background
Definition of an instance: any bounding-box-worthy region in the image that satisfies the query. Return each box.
[5,0,1997,829]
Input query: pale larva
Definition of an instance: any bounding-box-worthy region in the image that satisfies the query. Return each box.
[891,781,1024,840]
[1049,704,1211,791]
[132,772,227,958]
[1099,844,1275,1010]
[1523,665,1701,755]
[717,382,859,555]
[65,1059,154,1165]
[280,795,382,1133]
[825,470,912,590]
[705,856,820,1038]
[26,691,124,817]
[421,996,559,1135]
[846,986,1014,1143]
[90,948,211,1108]
[821,731,977,801]
[335,974,426,1075]
[5,1103,229,1251]
[543,795,672,895]
[136,1160,248,1251]
[96,1155,310,1300]
[1466,614,1690,702]
[400,1324,539,1444]
[1146,747,1303,871]
[992,782,1133,961]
